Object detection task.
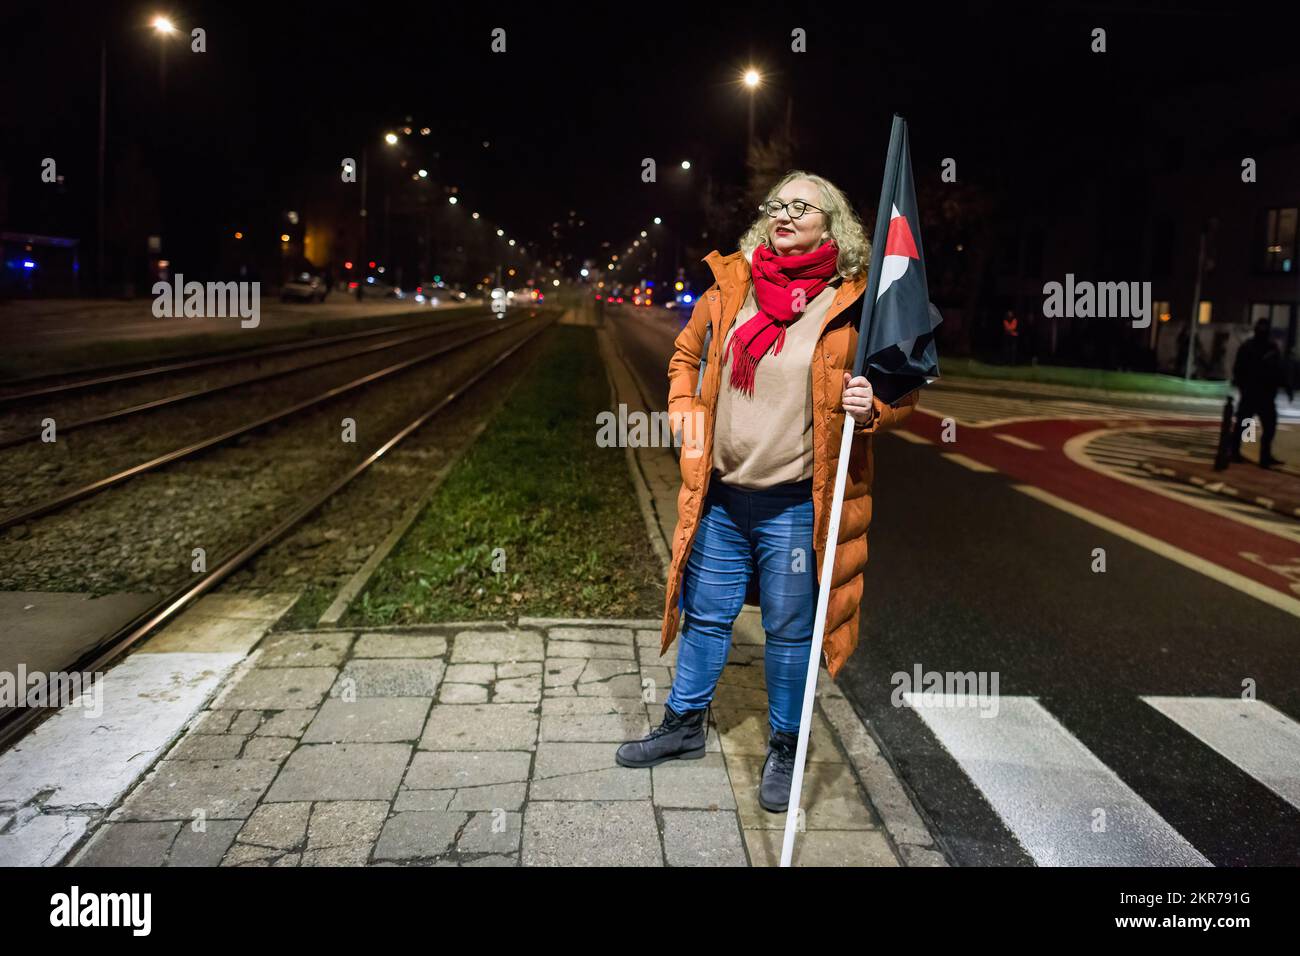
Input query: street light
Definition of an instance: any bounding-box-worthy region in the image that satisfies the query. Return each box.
[742,67,762,154]
[681,160,692,170]
[151,15,176,34]
[384,132,398,145]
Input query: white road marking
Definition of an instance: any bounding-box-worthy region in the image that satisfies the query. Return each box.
[1012,483,1300,619]
[1142,697,1300,812]
[888,429,933,445]
[902,694,1209,866]
[995,433,1043,450]
[941,453,997,473]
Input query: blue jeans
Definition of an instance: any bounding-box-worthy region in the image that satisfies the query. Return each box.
[665,473,816,735]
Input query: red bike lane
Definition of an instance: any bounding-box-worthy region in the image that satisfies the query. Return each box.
[901,412,1300,609]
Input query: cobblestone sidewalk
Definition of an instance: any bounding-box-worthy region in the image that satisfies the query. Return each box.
[69,619,929,867]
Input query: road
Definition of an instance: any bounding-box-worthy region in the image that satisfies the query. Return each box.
[604,300,1300,867]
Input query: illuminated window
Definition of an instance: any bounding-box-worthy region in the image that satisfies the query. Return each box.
[1197,301,1212,325]
[1260,207,1297,273]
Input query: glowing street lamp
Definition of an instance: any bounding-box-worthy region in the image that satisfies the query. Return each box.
[384,132,398,145]
[151,15,176,34]
[743,68,761,89]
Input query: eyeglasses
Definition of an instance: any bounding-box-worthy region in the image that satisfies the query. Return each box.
[759,199,825,220]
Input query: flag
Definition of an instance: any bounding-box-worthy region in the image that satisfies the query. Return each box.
[854,116,942,405]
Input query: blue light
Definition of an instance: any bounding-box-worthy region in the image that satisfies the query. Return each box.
[682,293,693,304]
[367,276,375,284]
[22,260,36,270]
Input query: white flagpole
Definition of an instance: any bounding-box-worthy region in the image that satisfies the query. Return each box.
[779,412,855,867]
[779,113,906,867]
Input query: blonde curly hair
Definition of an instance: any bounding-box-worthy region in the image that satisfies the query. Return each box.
[739,170,871,279]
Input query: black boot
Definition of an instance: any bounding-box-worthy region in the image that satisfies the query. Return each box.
[615,703,708,768]
[759,729,799,812]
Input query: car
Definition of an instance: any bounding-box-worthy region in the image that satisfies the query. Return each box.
[281,271,326,303]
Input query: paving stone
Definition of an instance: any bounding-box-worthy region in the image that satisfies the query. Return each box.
[446,782,526,812]
[217,668,336,711]
[544,659,586,687]
[709,684,771,709]
[445,663,495,684]
[744,827,899,867]
[73,821,178,866]
[462,853,517,866]
[640,643,676,667]
[302,698,431,743]
[457,811,521,854]
[548,626,634,645]
[191,710,236,734]
[393,791,454,812]
[450,631,543,664]
[493,676,541,702]
[228,710,265,735]
[169,733,246,760]
[547,640,635,661]
[307,800,388,849]
[901,844,949,867]
[715,708,840,762]
[728,756,875,831]
[237,802,311,850]
[257,632,353,667]
[221,842,282,866]
[716,664,769,690]
[441,683,489,703]
[403,750,531,789]
[522,801,661,866]
[542,697,644,715]
[576,674,645,698]
[264,744,411,802]
[301,845,371,866]
[112,758,280,821]
[639,666,672,697]
[168,820,243,866]
[652,754,736,810]
[272,853,301,867]
[544,685,578,698]
[241,736,297,762]
[373,811,467,860]
[662,810,747,866]
[497,662,542,678]
[530,742,649,801]
[353,633,448,658]
[256,710,315,738]
[332,659,444,698]
[419,704,538,751]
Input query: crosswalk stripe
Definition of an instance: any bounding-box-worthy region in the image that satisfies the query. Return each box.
[1141,697,1300,813]
[902,694,1210,866]
[941,453,997,473]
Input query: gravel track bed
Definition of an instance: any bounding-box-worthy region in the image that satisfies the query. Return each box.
[0,310,483,440]
[220,324,553,619]
[0,315,517,518]
[0,316,551,595]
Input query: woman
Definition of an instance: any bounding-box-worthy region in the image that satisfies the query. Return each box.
[615,170,919,812]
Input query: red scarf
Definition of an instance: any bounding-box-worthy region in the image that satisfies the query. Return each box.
[725,240,839,396]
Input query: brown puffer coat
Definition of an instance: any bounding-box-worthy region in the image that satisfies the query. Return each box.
[659,250,919,679]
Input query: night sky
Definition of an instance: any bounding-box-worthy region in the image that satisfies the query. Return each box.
[2,1,1296,281]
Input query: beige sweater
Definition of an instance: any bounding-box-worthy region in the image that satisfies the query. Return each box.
[712,281,841,489]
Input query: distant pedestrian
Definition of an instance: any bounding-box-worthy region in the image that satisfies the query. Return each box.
[1002,309,1019,365]
[614,170,918,814]
[1229,318,1293,467]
